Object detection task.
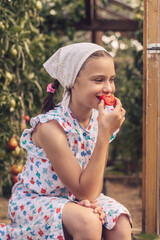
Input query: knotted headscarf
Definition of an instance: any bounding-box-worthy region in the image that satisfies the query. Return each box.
[43,42,107,113]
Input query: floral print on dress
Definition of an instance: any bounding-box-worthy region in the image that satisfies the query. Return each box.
[0,104,131,240]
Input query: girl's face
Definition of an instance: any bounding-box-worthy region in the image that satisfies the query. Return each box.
[71,56,116,111]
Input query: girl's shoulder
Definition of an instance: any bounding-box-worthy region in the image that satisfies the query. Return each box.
[30,104,63,128]
[20,105,75,157]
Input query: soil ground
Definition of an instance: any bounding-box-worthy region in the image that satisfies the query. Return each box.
[0,180,142,234]
[106,181,142,234]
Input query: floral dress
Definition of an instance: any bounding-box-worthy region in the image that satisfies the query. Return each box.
[0,104,132,240]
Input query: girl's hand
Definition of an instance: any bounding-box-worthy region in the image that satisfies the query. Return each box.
[77,199,105,225]
[98,97,126,137]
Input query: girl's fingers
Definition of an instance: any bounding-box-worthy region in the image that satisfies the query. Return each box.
[97,210,105,225]
[92,205,102,213]
[78,199,91,207]
[114,97,122,110]
[98,210,105,225]
[92,204,105,223]
[99,210,105,220]
[98,100,105,113]
[121,107,126,116]
[78,200,105,225]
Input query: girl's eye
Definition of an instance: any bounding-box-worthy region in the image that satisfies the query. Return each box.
[95,79,103,82]
[110,78,116,83]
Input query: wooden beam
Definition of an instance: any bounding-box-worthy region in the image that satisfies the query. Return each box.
[142,0,160,235]
[75,19,138,31]
[91,31,103,44]
[97,5,131,20]
[84,0,95,24]
[108,0,134,11]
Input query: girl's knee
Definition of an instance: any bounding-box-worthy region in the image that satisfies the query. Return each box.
[103,214,131,240]
[114,214,131,237]
[62,203,102,240]
[79,209,102,240]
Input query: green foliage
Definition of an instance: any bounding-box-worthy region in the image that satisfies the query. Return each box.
[134,233,160,240]
[0,0,45,193]
[106,1,143,173]
[0,0,84,195]
[41,0,85,40]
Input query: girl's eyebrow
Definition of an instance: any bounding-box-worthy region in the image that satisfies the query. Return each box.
[110,74,116,78]
[89,74,116,79]
[90,74,105,78]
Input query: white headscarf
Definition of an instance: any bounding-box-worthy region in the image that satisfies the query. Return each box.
[43,42,108,113]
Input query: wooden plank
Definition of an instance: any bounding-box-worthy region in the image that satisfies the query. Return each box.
[157,57,160,234]
[145,52,159,233]
[108,0,134,11]
[142,0,147,233]
[74,19,138,31]
[142,0,160,234]
[84,0,95,24]
[97,5,131,20]
[91,31,102,44]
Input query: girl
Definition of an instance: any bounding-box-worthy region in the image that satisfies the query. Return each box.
[0,42,132,240]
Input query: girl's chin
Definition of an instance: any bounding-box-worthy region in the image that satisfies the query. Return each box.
[93,103,99,110]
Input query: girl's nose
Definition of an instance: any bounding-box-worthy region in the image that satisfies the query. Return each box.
[102,82,112,93]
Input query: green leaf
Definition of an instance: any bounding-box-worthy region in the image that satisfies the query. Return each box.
[18,45,26,70]
[33,80,42,95]
[4,36,9,52]
[23,41,34,62]
[20,31,31,38]
[29,22,39,34]
[10,25,22,32]
[8,17,17,26]
[27,92,33,111]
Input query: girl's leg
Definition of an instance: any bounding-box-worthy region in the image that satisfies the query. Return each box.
[62,202,102,240]
[103,214,131,240]
[63,223,73,240]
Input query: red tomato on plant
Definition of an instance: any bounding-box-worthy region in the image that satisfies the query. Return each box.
[25,115,30,122]
[23,115,30,123]
[99,94,116,106]
[13,175,18,184]
[8,136,18,150]
[11,163,23,176]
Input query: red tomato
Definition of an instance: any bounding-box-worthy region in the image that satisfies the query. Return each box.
[25,115,30,122]
[11,164,23,176]
[8,136,18,150]
[23,115,30,123]
[13,175,18,184]
[99,94,116,106]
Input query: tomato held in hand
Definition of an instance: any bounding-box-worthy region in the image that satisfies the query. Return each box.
[99,94,116,106]
[11,163,23,176]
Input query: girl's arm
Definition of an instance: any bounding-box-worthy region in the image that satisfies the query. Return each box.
[34,99,125,202]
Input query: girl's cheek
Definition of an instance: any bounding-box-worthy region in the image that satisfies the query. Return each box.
[112,83,116,92]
